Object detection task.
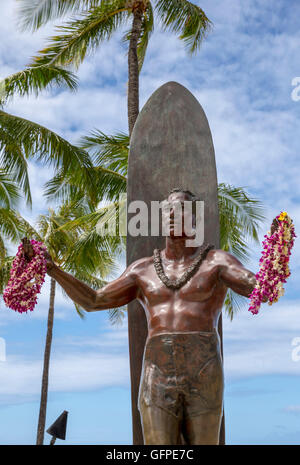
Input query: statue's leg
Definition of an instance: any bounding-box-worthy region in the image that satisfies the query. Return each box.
[138,334,182,444]
[179,332,224,445]
[184,410,222,445]
[139,400,181,445]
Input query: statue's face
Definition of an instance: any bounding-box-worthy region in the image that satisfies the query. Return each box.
[162,192,196,238]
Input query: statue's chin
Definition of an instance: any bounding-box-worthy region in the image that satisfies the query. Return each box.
[168,231,195,240]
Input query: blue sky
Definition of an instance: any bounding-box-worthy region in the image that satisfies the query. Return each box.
[0,0,300,445]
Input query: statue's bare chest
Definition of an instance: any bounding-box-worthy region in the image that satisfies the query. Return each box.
[137,259,220,305]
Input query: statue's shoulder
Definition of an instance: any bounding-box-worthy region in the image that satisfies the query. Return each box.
[208,248,241,266]
[127,255,154,274]
[206,248,232,263]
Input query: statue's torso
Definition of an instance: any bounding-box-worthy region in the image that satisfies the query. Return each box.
[133,249,227,338]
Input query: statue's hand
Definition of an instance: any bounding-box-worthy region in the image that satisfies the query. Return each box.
[21,237,55,273]
[21,237,34,261]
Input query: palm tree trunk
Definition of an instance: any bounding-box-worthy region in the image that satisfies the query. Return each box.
[36,277,56,445]
[128,7,143,137]
[127,4,144,445]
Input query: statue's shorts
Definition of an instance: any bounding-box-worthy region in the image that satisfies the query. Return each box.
[138,331,224,419]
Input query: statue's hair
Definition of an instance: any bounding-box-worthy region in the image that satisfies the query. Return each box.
[168,187,200,214]
[169,187,195,197]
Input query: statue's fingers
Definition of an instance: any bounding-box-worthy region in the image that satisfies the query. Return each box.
[21,238,28,253]
[23,237,30,249]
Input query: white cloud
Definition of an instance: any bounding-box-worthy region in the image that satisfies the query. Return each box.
[0,351,130,402]
[223,299,300,379]
[283,405,300,415]
[0,325,130,403]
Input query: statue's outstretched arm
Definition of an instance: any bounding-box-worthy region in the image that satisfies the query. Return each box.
[48,264,138,312]
[217,250,257,298]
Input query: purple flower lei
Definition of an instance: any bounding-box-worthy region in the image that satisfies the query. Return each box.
[248,212,296,315]
[3,240,47,314]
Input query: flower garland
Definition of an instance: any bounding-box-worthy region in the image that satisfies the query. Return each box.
[249,212,296,315]
[3,240,47,313]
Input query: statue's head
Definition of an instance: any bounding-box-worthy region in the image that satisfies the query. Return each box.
[162,187,199,239]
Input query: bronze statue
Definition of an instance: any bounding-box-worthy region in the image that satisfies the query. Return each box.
[22,188,271,445]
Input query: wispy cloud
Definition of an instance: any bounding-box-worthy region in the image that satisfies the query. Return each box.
[0,324,130,404]
[223,300,300,379]
[283,405,300,415]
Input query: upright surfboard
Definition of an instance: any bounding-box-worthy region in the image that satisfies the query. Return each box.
[127,81,223,444]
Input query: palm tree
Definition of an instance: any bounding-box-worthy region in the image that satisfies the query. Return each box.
[12,200,121,445]
[0,64,93,205]
[17,0,212,136]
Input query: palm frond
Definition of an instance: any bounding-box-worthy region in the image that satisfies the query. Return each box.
[0,208,24,243]
[0,65,78,105]
[218,183,266,263]
[58,204,115,231]
[73,301,86,320]
[44,163,126,205]
[0,125,32,206]
[155,0,212,54]
[224,288,248,320]
[94,199,127,239]
[64,216,122,272]
[0,235,7,265]
[108,306,126,326]
[57,200,124,277]
[44,130,128,205]
[59,199,126,245]
[18,215,43,242]
[88,163,127,201]
[0,169,21,209]
[0,255,14,295]
[80,130,129,175]
[0,111,92,182]
[31,1,129,69]
[72,269,108,289]
[17,0,99,31]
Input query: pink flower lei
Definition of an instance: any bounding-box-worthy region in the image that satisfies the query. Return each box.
[3,240,47,313]
[249,212,296,315]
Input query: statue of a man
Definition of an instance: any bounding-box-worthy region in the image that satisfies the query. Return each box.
[23,188,268,445]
